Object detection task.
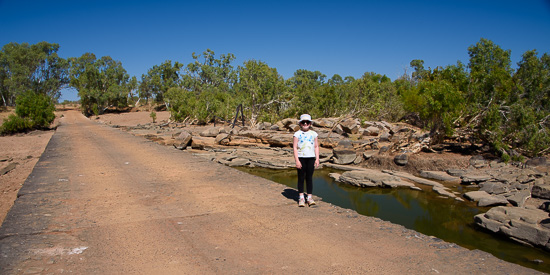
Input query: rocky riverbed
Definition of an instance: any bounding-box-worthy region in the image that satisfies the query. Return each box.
[98,113,550,252]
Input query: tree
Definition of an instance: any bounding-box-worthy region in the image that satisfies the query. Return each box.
[180,49,237,121]
[139,60,183,105]
[285,69,326,117]
[467,38,513,106]
[69,53,131,116]
[0,42,69,106]
[234,60,285,124]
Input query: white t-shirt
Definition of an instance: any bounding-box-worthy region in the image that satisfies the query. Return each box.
[294,130,318,158]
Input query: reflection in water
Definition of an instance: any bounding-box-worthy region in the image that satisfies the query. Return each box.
[236,167,550,273]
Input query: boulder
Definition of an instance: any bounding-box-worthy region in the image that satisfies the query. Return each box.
[191,136,216,150]
[200,127,221,137]
[173,131,192,150]
[215,133,230,145]
[363,126,380,136]
[332,140,356,165]
[532,184,550,199]
[340,118,360,134]
[266,134,293,147]
[333,124,345,136]
[506,190,531,207]
[394,154,408,166]
[475,206,550,248]
[378,131,391,142]
[479,181,510,195]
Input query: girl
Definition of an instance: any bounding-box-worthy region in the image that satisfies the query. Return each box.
[293,114,320,207]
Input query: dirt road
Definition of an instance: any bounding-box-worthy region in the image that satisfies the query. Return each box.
[0,110,543,274]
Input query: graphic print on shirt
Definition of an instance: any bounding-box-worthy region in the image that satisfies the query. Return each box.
[294,130,317,158]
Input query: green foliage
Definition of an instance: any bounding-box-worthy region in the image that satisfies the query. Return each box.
[1,91,55,134]
[69,53,131,116]
[150,111,157,123]
[234,60,286,124]
[0,42,69,106]
[1,114,32,134]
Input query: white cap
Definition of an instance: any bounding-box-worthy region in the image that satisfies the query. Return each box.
[299,114,312,122]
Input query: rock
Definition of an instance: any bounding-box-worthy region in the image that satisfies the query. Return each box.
[329,173,341,181]
[478,195,509,207]
[333,149,357,165]
[461,173,492,184]
[270,124,280,131]
[446,169,469,177]
[379,131,391,142]
[338,170,402,188]
[333,124,345,135]
[525,157,547,168]
[215,133,230,145]
[200,127,220,137]
[469,155,488,168]
[464,190,491,202]
[191,136,216,150]
[479,182,510,195]
[382,180,417,189]
[337,170,400,187]
[332,140,357,165]
[0,162,17,175]
[340,118,360,134]
[532,184,550,199]
[383,170,444,188]
[433,186,461,200]
[225,158,250,167]
[475,206,550,248]
[464,191,508,206]
[288,124,300,131]
[540,201,550,213]
[173,131,192,150]
[394,154,408,166]
[507,190,531,207]
[420,171,461,183]
[363,126,380,136]
[266,134,293,147]
[363,150,377,160]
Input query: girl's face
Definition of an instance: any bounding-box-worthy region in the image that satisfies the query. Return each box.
[300,120,311,131]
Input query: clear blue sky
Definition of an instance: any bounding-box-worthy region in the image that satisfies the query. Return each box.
[1,0,549,101]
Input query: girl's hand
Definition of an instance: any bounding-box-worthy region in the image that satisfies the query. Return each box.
[296,161,302,169]
[314,159,320,168]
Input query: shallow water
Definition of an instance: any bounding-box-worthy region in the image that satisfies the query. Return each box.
[236,167,550,273]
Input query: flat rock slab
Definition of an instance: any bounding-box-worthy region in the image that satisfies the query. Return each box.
[420,170,461,183]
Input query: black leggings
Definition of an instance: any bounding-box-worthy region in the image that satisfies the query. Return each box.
[297,157,315,194]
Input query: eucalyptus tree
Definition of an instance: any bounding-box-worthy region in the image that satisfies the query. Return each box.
[285,69,326,117]
[178,49,237,122]
[139,60,183,105]
[69,53,131,116]
[467,38,514,152]
[234,59,285,124]
[0,42,69,106]
[508,50,550,156]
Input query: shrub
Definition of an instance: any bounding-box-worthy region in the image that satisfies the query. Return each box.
[1,91,55,134]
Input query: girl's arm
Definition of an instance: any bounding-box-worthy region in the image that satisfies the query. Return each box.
[293,136,302,169]
[314,136,320,168]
